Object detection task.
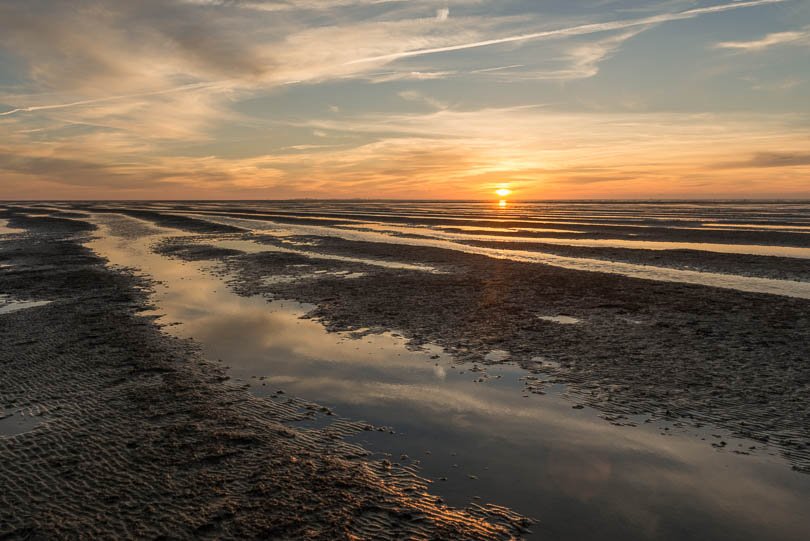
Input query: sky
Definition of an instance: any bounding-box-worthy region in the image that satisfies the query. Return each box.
[0,0,809,200]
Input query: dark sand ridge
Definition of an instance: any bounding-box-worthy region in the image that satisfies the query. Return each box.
[0,205,89,220]
[69,204,803,306]
[204,225,810,283]
[460,240,810,283]
[162,203,810,282]
[0,210,529,539]
[72,204,361,229]
[122,198,809,217]
[58,202,810,247]
[172,213,810,299]
[148,206,810,247]
[42,199,810,219]
[110,209,247,235]
[166,200,810,231]
[142,224,810,474]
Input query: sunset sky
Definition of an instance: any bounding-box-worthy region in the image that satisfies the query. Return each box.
[1,0,809,200]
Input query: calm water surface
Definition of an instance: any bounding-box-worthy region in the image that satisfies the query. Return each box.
[0,219,23,235]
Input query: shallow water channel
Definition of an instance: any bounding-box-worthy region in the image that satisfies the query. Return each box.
[86,214,810,541]
[183,213,810,299]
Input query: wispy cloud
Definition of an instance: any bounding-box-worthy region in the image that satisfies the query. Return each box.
[364,70,458,83]
[0,0,806,199]
[0,82,228,117]
[715,27,810,51]
[714,151,810,168]
[1,0,788,117]
[397,90,447,109]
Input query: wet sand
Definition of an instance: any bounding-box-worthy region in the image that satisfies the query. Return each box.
[0,209,528,539]
[2,201,810,540]
[179,234,810,473]
[462,240,810,282]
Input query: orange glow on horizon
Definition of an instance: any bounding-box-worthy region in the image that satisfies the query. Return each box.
[0,2,808,200]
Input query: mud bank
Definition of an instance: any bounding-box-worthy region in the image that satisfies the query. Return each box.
[463,240,810,282]
[150,231,810,474]
[0,215,529,539]
[119,201,810,247]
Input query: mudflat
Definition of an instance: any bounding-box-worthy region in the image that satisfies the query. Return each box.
[0,208,528,539]
[2,201,810,540]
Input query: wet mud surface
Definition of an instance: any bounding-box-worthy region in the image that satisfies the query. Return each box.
[151,231,810,474]
[133,202,810,247]
[0,213,529,539]
[4,201,810,540]
[464,240,810,282]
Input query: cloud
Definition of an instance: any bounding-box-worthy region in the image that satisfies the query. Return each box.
[251,107,810,197]
[364,70,458,83]
[1,0,784,119]
[0,0,806,200]
[0,1,273,94]
[714,151,810,168]
[3,107,809,198]
[511,28,649,81]
[0,82,226,117]
[714,27,810,51]
[470,64,524,74]
[180,0,407,12]
[346,0,787,65]
[397,90,447,109]
[0,152,167,188]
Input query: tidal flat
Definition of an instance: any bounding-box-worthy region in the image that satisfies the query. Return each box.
[1,201,809,540]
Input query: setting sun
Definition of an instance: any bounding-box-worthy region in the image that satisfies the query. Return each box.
[495,188,512,197]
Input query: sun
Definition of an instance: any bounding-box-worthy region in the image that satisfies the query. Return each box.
[495,188,511,197]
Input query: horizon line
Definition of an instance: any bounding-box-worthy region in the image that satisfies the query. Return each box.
[3,198,810,203]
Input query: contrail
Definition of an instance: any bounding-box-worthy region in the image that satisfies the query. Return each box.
[347,0,787,65]
[0,81,226,117]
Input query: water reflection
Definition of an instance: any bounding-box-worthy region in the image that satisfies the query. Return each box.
[538,315,581,325]
[0,295,52,315]
[185,214,810,300]
[214,238,438,272]
[84,214,810,541]
[0,219,23,235]
[344,222,810,259]
[0,412,43,437]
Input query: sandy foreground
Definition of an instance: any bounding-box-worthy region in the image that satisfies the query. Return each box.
[0,209,529,539]
[2,201,810,540]
[149,215,810,472]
